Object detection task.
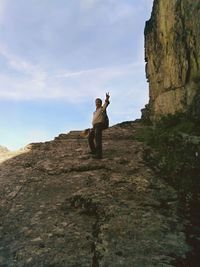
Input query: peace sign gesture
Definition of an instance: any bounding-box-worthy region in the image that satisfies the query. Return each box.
[106,92,110,100]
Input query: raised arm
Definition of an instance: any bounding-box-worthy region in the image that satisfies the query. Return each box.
[105,92,110,102]
[102,92,110,111]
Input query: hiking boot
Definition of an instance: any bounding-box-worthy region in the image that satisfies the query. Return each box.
[92,154,102,159]
[88,151,95,155]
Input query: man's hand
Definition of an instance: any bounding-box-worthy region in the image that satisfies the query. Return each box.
[106,92,110,101]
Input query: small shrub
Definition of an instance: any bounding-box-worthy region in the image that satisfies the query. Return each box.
[135,114,200,194]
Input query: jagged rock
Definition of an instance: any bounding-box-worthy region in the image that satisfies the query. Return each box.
[0,122,189,266]
[141,104,151,123]
[144,0,200,121]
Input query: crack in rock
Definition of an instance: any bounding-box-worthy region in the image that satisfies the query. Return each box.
[69,194,109,267]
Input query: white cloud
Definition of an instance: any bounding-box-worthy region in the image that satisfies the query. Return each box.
[0,44,147,103]
[0,29,149,132]
[0,0,152,151]
[0,44,48,99]
[0,44,46,78]
[0,47,148,124]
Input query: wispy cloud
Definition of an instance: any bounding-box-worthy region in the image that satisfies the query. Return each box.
[0,46,148,127]
[0,0,153,150]
[0,0,151,113]
[0,44,46,77]
[0,43,146,102]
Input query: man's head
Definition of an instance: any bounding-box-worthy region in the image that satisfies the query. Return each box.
[95,98,102,109]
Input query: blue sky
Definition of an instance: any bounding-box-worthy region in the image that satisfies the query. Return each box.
[0,0,153,150]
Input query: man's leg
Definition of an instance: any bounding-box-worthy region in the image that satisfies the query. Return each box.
[88,129,96,153]
[94,123,103,158]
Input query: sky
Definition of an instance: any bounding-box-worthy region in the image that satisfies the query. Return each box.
[0,0,153,150]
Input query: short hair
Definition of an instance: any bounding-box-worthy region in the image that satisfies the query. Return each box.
[95,98,102,104]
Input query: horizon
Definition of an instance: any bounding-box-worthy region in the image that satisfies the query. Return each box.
[0,0,154,151]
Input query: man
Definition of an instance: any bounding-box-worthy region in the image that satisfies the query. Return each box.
[88,93,110,159]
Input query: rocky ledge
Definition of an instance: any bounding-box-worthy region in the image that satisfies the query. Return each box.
[0,122,188,267]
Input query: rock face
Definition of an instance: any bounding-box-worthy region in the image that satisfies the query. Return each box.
[144,0,200,120]
[0,122,188,267]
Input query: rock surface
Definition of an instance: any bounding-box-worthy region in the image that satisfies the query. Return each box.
[0,146,24,165]
[0,122,188,267]
[144,0,200,120]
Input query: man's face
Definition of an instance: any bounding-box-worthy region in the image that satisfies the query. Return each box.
[95,99,102,109]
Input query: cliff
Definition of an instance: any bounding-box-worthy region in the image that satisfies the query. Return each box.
[0,123,188,266]
[1,1,200,265]
[144,0,200,121]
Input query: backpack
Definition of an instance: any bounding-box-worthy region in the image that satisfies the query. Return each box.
[102,110,109,129]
